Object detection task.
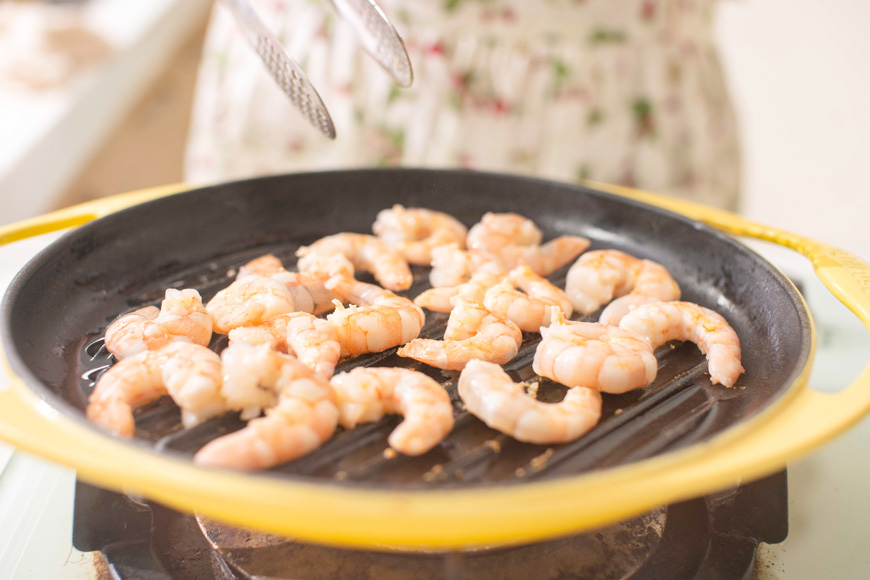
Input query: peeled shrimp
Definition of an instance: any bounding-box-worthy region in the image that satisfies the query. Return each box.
[326,277,425,357]
[618,301,744,387]
[105,289,212,360]
[330,367,454,455]
[414,262,506,313]
[296,233,413,291]
[194,345,338,471]
[87,343,224,436]
[206,275,296,335]
[237,254,341,315]
[466,212,590,276]
[373,205,468,266]
[228,312,341,379]
[533,310,657,393]
[459,360,602,444]
[565,250,680,324]
[483,265,573,332]
[428,244,492,288]
[398,298,522,370]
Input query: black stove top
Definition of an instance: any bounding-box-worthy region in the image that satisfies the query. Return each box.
[73,471,787,580]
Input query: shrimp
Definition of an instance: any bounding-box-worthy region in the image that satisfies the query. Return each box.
[428,244,490,288]
[237,254,342,315]
[466,212,590,276]
[194,345,338,471]
[228,312,341,379]
[397,298,522,370]
[326,277,425,357]
[565,250,681,324]
[237,254,285,278]
[458,360,602,444]
[105,289,212,360]
[330,367,454,455]
[533,310,657,394]
[206,275,296,334]
[618,301,745,387]
[483,265,573,332]
[87,343,224,436]
[414,261,507,313]
[296,233,412,291]
[372,205,468,266]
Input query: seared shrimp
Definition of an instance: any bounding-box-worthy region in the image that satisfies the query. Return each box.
[194,345,338,471]
[428,244,491,288]
[330,367,454,455]
[459,360,602,444]
[87,343,224,436]
[237,254,341,315]
[206,275,296,334]
[565,250,680,324]
[105,289,212,360]
[618,301,744,387]
[483,265,573,332]
[228,312,341,379]
[326,277,425,357]
[414,262,506,313]
[466,212,590,276]
[533,310,657,393]
[373,205,468,266]
[296,233,412,291]
[398,298,522,370]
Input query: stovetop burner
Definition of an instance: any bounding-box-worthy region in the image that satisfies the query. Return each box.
[73,471,787,580]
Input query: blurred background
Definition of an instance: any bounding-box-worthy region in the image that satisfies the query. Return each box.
[0,0,866,258]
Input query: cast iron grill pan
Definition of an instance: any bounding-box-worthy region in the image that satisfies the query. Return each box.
[2,169,810,490]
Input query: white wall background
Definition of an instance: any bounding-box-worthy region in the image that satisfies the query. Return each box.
[715,0,870,259]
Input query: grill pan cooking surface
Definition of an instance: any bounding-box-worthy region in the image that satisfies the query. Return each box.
[6,170,808,489]
[6,168,868,549]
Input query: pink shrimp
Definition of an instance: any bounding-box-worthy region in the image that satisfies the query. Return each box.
[466,212,589,276]
[565,250,680,324]
[105,289,212,360]
[533,310,657,394]
[326,277,425,357]
[397,298,522,371]
[228,312,341,379]
[87,343,224,436]
[206,275,296,335]
[296,233,413,291]
[194,346,338,471]
[372,205,468,266]
[618,301,744,387]
[330,367,454,456]
[459,360,601,444]
[483,265,573,332]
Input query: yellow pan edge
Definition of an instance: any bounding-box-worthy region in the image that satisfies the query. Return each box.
[0,179,869,550]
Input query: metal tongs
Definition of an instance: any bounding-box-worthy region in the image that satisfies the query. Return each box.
[221,0,413,140]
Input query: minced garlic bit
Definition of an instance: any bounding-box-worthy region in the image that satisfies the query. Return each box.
[614,408,624,416]
[383,448,397,460]
[530,448,555,472]
[226,268,237,277]
[335,471,348,481]
[525,381,540,399]
[484,439,501,453]
[422,464,445,482]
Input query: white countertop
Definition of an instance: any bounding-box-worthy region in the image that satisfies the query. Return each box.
[0,229,868,579]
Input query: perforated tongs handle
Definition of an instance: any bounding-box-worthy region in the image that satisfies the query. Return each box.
[329,0,413,88]
[221,0,336,139]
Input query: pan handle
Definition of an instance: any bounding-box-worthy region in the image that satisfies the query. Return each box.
[591,181,870,452]
[0,183,192,247]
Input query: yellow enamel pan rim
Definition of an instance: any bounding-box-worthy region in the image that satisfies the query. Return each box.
[0,178,869,551]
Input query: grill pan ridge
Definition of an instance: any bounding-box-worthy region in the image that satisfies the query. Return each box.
[1,169,811,492]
